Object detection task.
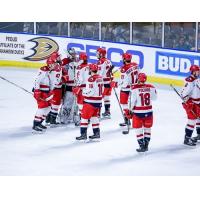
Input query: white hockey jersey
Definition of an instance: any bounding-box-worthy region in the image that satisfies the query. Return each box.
[75,63,90,88]
[119,62,139,92]
[49,64,63,89]
[181,75,200,104]
[83,74,104,105]
[33,66,52,92]
[63,61,78,87]
[97,58,113,84]
[130,83,157,114]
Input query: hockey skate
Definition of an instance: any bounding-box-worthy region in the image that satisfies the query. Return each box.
[184,137,196,146]
[89,128,100,141]
[76,134,87,141]
[32,126,43,134]
[49,114,60,128]
[89,133,100,140]
[102,111,111,119]
[32,121,45,134]
[191,134,200,143]
[38,123,47,130]
[136,144,147,153]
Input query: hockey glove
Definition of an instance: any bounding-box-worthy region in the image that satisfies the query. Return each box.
[33,89,42,101]
[182,99,194,111]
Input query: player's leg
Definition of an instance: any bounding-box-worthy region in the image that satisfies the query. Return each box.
[49,88,62,125]
[184,119,196,146]
[33,100,50,133]
[119,91,130,126]
[132,114,146,152]
[102,86,112,118]
[89,110,100,139]
[143,114,153,151]
[60,90,75,124]
[76,103,92,140]
[183,108,197,146]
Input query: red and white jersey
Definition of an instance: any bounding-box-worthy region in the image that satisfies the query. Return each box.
[119,62,139,92]
[75,62,90,88]
[33,66,52,92]
[62,58,77,87]
[97,58,113,84]
[49,64,63,89]
[181,75,200,104]
[130,83,157,114]
[83,74,104,105]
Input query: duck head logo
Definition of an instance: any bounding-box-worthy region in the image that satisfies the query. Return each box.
[24,37,59,61]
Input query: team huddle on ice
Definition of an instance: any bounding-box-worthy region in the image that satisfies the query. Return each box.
[32,47,200,152]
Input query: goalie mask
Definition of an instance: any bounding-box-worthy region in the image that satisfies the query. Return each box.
[67,48,77,60]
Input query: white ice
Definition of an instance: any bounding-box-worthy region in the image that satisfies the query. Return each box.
[0,67,200,176]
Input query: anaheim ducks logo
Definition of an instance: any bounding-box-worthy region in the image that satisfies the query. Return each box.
[24,37,59,61]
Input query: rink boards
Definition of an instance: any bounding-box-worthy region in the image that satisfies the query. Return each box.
[1,32,200,86]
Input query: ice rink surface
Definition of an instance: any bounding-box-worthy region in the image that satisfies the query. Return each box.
[0,67,200,176]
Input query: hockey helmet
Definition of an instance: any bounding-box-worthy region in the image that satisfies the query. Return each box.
[67,47,76,59]
[89,63,98,72]
[79,52,88,61]
[96,47,106,58]
[138,73,147,83]
[51,51,61,60]
[190,65,200,73]
[46,57,55,65]
[122,53,132,62]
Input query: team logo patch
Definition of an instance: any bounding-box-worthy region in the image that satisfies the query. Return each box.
[24,37,59,61]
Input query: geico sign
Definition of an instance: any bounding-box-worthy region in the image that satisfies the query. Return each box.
[67,42,144,68]
[156,51,200,77]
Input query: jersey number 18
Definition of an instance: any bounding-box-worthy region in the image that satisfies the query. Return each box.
[139,92,150,106]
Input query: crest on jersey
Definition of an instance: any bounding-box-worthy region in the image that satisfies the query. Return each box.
[24,37,59,61]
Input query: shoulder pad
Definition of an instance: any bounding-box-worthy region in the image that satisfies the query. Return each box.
[98,59,104,65]
[40,66,49,71]
[132,85,141,90]
[144,84,155,88]
[185,76,196,82]
[62,58,70,66]
[131,62,138,69]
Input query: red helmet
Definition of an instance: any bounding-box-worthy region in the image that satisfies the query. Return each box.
[122,53,132,62]
[138,73,147,83]
[89,63,98,72]
[46,57,55,66]
[51,51,60,61]
[190,65,200,73]
[97,47,106,58]
[79,52,88,61]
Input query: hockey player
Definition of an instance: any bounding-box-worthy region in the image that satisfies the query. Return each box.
[96,48,113,118]
[59,48,78,124]
[126,73,157,152]
[72,52,90,122]
[76,63,104,140]
[111,53,139,126]
[32,57,55,133]
[180,65,200,146]
[47,52,69,126]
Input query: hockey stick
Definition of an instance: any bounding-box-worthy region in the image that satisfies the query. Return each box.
[112,87,130,134]
[0,75,52,101]
[122,91,131,135]
[170,84,199,119]
[0,75,33,95]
